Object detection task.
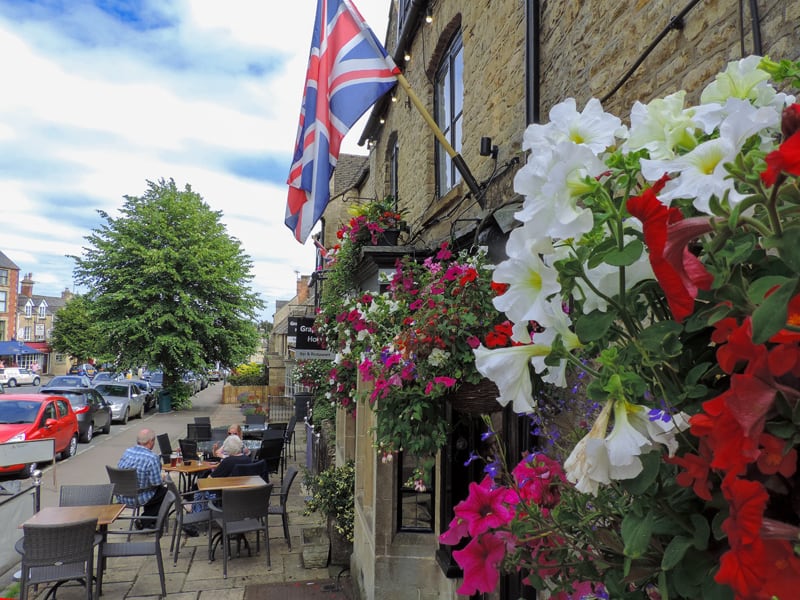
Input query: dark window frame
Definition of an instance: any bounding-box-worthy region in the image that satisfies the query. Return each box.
[396,452,435,533]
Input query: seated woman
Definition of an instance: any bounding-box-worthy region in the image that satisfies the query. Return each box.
[209,435,251,478]
[212,424,250,458]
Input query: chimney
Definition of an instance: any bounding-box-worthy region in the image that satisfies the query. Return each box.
[20,273,34,297]
[61,288,74,301]
[296,275,311,304]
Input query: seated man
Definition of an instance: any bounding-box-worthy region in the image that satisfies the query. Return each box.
[117,428,168,527]
[210,435,252,478]
[212,424,250,458]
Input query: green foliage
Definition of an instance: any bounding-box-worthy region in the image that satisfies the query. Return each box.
[303,460,355,542]
[227,362,267,385]
[71,178,263,394]
[49,295,103,361]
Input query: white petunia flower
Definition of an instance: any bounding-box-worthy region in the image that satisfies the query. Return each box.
[700,55,794,111]
[624,91,698,160]
[492,229,561,329]
[527,303,582,387]
[473,343,550,413]
[625,403,689,457]
[642,98,781,214]
[525,98,626,156]
[514,141,603,240]
[564,400,613,496]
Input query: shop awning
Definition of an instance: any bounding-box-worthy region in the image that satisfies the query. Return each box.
[0,341,41,356]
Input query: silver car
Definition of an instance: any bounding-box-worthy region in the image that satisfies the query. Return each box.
[92,381,145,424]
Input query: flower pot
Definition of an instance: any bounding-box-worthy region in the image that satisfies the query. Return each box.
[328,516,353,566]
[448,379,503,414]
[301,526,330,568]
[376,228,401,245]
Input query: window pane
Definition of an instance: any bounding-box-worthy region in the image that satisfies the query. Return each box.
[453,46,464,116]
[0,269,7,286]
[0,291,6,312]
[453,117,463,183]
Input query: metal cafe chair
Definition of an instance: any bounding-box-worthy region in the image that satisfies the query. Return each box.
[18,517,98,600]
[268,466,299,549]
[60,483,116,507]
[186,423,212,442]
[208,485,273,579]
[96,489,176,598]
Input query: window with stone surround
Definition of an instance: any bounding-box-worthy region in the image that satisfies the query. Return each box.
[0,291,6,313]
[0,269,7,286]
[434,31,463,196]
[396,452,434,532]
[25,301,33,318]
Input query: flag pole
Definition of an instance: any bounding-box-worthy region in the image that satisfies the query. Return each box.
[394,73,484,207]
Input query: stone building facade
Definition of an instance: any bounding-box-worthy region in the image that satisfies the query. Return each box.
[0,251,20,342]
[324,1,800,599]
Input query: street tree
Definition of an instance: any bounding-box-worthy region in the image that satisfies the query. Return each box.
[72,178,263,405]
[49,294,104,363]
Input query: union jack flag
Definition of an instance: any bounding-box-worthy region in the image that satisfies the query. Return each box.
[285,0,400,243]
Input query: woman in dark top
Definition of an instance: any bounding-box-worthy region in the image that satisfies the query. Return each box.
[210,435,251,478]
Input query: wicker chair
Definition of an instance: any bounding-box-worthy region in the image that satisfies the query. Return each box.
[244,413,266,426]
[283,415,298,461]
[268,466,299,550]
[208,485,273,579]
[231,460,266,478]
[105,466,149,524]
[156,433,173,464]
[60,483,115,507]
[19,517,98,600]
[178,438,200,461]
[186,423,212,441]
[96,489,175,598]
[165,478,211,565]
[256,438,285,482]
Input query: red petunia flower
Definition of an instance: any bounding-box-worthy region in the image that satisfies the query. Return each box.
[452,532,506,596]
[665,452,713,501]
[756,433,797,477]
[721,476,768,547]
[453,476,515,537]
[761,129,800,187]
[627,178,714,322]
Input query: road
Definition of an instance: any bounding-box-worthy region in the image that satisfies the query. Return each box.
[1,378,221,508]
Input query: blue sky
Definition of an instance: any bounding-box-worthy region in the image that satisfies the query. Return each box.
[0,0,390,318]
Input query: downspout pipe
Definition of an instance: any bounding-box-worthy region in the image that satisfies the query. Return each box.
[526,0,541,125]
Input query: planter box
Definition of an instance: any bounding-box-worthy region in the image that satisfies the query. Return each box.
[221,384,271,405]
[301,527,330,568]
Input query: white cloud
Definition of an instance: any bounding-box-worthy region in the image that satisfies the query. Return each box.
[0,0,390,318]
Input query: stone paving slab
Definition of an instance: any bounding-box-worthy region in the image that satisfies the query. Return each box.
[4,384,342,599]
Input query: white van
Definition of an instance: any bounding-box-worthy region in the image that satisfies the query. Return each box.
[0,367,41,387]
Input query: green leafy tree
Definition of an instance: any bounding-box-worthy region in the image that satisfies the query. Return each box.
[49,294,103,362]
[72,178,263,403]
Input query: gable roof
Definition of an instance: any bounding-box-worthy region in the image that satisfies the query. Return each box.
[332,154,369,198]
[0,251,20,271]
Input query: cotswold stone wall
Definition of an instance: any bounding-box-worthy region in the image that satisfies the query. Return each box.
[349,2,800,599]
[538,0,800,118]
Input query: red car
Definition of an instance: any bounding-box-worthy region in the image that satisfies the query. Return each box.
[0,393,79,477]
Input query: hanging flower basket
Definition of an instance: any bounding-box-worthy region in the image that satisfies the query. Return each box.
[447,378,502,415]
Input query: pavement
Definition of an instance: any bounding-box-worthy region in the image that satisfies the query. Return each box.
[0,382,351,599]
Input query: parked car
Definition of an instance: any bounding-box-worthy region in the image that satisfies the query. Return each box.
[148,371,164,392]
[128,378,156,411]
[182,372,200,395]
[91,371,118,385]
[38,387,112,443]
[0,367,41,388]
[68,363,98,378]
[208,368,221,382]
[41,375,92,390]
[0,393,79,477]
[92,382,145,424]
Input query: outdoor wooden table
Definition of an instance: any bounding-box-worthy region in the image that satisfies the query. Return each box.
[164,460,216,492]
[197,475,266,491]
[20,504,125,527]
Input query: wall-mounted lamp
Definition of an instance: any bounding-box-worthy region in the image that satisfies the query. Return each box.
[379,117,386,125]
[404,51,411,62]
[425,7,433,24]
[480,136,499,160]
[391,94,398,103]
